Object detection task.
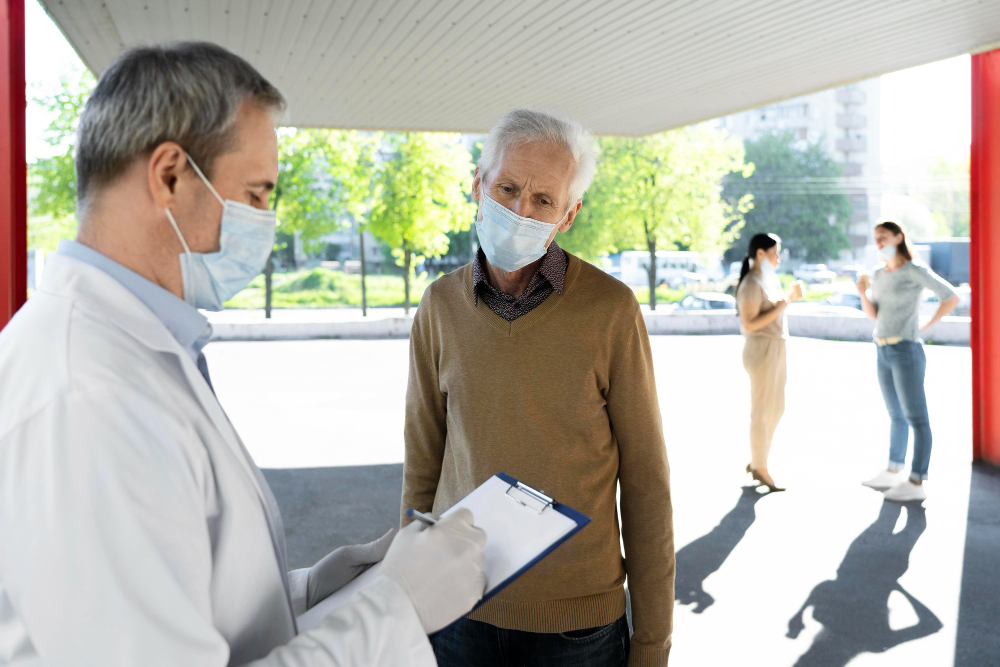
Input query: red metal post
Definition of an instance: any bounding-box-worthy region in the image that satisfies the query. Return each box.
[971,49,1000,464]
[0,0,25,331]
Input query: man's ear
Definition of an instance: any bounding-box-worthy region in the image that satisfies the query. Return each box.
[471,167,482,203]
[560,200,583,233]
[148,142,188,209]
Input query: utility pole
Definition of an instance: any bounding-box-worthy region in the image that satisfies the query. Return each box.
[359,226,367,317]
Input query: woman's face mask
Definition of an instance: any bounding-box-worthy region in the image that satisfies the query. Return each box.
[756,248,779,276]
[164,153,276,311]
[878,243,898,261]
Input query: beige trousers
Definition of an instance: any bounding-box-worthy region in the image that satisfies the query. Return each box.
[743,336,787,470]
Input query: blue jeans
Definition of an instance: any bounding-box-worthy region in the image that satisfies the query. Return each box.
[431,615,630,667]
[876,341,931,481]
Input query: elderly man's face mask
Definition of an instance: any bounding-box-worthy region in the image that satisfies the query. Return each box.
[476,187,570,273]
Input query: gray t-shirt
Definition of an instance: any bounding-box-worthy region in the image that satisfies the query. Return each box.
[870,261,957,341]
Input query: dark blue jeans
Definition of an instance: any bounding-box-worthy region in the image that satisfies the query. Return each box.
[431,615,630,667]
[876,341,931,481]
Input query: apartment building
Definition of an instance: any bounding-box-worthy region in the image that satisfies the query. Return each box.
[718,79,882,260]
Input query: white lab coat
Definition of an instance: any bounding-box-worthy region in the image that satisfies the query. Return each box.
[0,254,435,666]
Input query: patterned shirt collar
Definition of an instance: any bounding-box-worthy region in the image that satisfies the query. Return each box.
[472,240,567,305]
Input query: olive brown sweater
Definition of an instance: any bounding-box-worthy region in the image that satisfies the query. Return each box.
[401,253,674,666]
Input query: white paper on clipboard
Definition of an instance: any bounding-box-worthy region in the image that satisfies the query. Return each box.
[297,473,587,632]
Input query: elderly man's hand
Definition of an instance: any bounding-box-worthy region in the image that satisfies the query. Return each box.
[306,528,397,608]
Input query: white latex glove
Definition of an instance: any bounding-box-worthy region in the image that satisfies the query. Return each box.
[306,528,396,609]
[381,508,487,634]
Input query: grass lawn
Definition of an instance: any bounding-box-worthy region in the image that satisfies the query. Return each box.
[224,268,435,309]
[779,274,853,302]
[630,285,687,305]
[222,267,849,310]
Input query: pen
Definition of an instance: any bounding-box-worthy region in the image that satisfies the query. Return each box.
[406,508,438,526]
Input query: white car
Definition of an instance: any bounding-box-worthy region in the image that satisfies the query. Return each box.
[794,263,837,284]
[667,271,706,289]
[675,292,737,311]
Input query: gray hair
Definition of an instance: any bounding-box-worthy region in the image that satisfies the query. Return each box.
[76,41,286,206]
[478,109,598,208]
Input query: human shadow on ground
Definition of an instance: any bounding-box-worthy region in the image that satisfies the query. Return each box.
[955,462,1000,666]
[787,500,941,666]
[675,486,764,613]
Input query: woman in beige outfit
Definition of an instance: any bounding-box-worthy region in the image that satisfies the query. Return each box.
[735,233,802,492]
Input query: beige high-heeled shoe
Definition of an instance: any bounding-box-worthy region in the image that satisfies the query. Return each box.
[747,464,785,492]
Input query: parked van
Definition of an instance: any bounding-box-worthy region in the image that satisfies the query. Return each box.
[609,250,724,287]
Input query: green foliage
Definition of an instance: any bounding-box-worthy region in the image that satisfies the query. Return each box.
[368,133,475,261]
[562,125,752,310]
[629,285,687,305]
[563,125,752,261]
[367,132,475,311]
[724,131,852,263]
[272,129,382,255]
[28,70,95,250]
[224,268,434,309]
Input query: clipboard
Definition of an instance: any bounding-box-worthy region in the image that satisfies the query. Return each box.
[296,472,590,632]
[451,472,590,607]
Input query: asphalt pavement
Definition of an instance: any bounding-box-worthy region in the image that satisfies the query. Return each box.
[206,335,998,666]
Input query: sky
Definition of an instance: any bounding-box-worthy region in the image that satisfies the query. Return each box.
[879,55,971,166]
[25,0,974,168]
[25,0,85,162]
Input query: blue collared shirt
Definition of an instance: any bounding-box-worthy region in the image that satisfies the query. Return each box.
[57,239,213,366]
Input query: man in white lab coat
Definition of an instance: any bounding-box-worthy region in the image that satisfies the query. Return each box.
[0,42,486,665]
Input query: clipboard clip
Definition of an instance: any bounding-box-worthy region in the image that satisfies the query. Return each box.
[505,480,555,514]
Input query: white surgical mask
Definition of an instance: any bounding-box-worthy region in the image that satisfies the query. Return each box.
[164,154,276,311]
[476,191,568,272]
[878,244,898,262]
[757,256,777,278]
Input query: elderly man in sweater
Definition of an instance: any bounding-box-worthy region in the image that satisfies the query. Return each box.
[400,108,674,667]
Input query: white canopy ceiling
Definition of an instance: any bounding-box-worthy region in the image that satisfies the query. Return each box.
[40,0,1000,136]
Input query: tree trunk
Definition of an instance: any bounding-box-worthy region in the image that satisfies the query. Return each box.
[266,187,281,320]
[359,228,368,317]
[647,231,657,311]
[264,253,274,319]
[403,246,412,315]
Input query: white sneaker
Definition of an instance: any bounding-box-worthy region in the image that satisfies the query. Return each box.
[883,480,927,502]
[862,469,904,490]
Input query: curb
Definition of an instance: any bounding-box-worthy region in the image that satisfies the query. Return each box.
[210,316,415,341]
[209,312,971,346]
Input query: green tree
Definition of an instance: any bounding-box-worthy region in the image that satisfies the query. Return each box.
[28,71,95,250]
[564,125,752,309]
[368,133,475,314]
[264,129,381,316]
[723,131,852,264]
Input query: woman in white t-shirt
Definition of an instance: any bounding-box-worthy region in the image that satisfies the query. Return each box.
[735,233,802,492]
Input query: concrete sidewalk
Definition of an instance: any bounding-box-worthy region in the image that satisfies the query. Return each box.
[208,306,971,345]
[206,336,996,665]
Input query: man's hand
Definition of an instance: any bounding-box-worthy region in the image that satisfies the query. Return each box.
[306,528,396,608]
[380,508,487,634]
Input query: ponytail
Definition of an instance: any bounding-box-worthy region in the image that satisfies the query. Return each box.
[735,232,781,315]
[737,254,752,291]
